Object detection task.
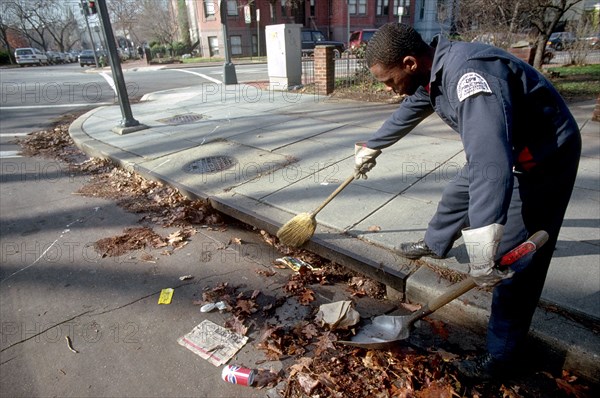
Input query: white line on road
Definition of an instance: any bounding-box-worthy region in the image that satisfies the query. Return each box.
[0,132,30,137]
[170,68,222,84]
[99,72,118,96]
[0,102,112,110]
[0,151,22,158]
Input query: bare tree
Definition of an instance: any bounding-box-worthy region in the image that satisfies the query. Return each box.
[137,0,178,45]
[107,0,143,46]
[0,2,18,63]
[42,2,80,52]
[7,0,81,52]
[456,0,583,69]
[527,0,583,68]
[10,0,51,50]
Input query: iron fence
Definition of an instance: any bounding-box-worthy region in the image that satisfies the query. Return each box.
[301,53,381,91]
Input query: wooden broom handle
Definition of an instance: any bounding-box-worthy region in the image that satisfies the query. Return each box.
[311,174,356,216]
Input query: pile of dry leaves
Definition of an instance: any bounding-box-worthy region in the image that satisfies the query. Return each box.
[192,270,592,398]
[18,112,94,166]
[76,165,223,227]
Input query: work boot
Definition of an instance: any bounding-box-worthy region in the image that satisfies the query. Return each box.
[455,353,514,381]
[397,239,444,259]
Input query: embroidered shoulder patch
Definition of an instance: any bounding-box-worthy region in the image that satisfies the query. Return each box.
[456,72,492,102]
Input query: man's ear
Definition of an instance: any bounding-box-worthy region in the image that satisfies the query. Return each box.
[402,55,418,73]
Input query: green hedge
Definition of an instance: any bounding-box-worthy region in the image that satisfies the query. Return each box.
[0,50,12,65]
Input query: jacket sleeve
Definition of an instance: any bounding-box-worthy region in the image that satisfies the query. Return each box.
[367,86,434,150]
[453,70,514,229]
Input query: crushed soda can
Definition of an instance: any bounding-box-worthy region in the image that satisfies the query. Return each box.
[200,301,228,313]
[274,256,319,272]
[221,364,255,386]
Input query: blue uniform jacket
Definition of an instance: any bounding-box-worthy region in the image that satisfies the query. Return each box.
[366,36,580,230]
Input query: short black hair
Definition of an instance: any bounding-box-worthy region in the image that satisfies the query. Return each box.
[365,23,430,68]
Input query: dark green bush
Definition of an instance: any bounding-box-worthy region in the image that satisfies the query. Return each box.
[0,50,11,65]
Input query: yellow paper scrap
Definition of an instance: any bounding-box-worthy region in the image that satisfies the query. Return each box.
[158,288,174,304]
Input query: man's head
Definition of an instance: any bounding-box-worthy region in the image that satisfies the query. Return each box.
[365,23,433,96]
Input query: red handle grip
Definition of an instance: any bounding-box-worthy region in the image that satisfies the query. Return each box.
[499,230,549,267]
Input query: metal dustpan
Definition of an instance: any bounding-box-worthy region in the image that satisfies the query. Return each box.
[340,277,476,349]
[340,231,549,349]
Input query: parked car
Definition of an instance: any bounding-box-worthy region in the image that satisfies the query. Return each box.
[117,48,130,61]
[79,50,109,67]
[348,29,378,53]
[547,32,577,51]
[582,32,599,48]
[301,29,345,58]
[47,50,68,64]
[14,47,49,66]
[66,51,80,63]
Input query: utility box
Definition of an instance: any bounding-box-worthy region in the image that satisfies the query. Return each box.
[265,24,302,89]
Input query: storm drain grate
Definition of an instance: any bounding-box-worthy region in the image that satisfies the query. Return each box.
[157,113,206,125]
[182,156,237,174]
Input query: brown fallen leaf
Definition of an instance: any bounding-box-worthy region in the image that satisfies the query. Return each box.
[224,316,249,336]
[367,225,382,232]
[289,357,313,377]
[314,332,336,356]
[300,323,319,339]
[235,299,257,315]
[415,381,456,398]
[297,288,315,305]
[296,372,319,395]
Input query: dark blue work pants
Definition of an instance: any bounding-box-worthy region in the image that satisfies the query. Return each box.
[423,136,581,361]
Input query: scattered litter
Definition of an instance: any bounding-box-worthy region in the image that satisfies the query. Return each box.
[319,182,329,186]
[200,301,228,313]
[65,336,78,354]
[275,256,320,272]
[178,319,248,366]
[158,288,174,304]
[179,275,194,281]
[222,364,256,386]
[316,300,360,330]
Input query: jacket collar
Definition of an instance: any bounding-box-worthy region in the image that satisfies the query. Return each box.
[429,35,450,86]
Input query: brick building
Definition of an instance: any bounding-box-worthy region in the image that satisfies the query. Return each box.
[180,0,455,58]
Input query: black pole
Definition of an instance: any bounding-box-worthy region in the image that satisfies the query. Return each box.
[220,0,237,84]
[96,0,146,133]
[80,0,99,67]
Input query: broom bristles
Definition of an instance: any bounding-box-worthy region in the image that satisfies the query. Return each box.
[277,212,317,247]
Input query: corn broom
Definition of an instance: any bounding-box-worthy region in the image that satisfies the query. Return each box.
[277,174,356,247]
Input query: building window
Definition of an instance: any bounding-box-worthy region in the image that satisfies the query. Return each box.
[358,0,367,14]
[395,0,410,16]
[208,36,219,56]
[349,0,367,15]
[376,0,389,16]
[310,0,315,16]
[204,0,215,17]
[252,35,258,55]
[281,0,287,16]
[230,36,242,55]
[227,0,238,16]
[419,0,425,20]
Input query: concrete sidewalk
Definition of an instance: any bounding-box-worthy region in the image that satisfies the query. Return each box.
[69,82,600,383]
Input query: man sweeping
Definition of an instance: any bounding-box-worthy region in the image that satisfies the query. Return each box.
[355,23,581,380]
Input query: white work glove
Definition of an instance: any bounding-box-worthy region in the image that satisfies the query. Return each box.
[462,224,514,287]
[354,142,381,180]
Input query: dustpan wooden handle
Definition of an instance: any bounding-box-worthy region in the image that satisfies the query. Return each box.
[422,230,549,315]
[426,277,476,313]
[311,174,356,216]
